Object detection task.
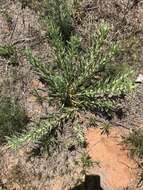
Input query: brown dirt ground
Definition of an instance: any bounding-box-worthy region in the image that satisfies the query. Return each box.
[86,127,137,190]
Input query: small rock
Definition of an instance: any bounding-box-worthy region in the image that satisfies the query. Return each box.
[136,74,143,83]
[31,79,44,88]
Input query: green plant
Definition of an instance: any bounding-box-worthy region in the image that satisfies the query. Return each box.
[26,22,135,111]
[0,97,28,144]
[74,124,85,146]
[75,152,94,177]
[8,108,74,149]
[80,152,94,169]
[79,152,97,177]
[0,45,15,58]
[33,2,135,112]
[0,45,18,65]
[43,0,74,42]
[89,116,97,127]
[100,122,112,136]
[8,0,135,150]
[123,129,143,158]
[32,134,58,156]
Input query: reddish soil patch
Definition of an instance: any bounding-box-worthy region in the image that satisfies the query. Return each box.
[86,128,137,190]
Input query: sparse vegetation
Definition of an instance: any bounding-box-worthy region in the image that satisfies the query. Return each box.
[123,129,143,159]
[89,116,97,127]
[0,45,15,58]
[80,152,94,169]
[43,0,74,42]
[74,152,94,180]
[8,108,74,149]
[74,124,85,147]
[0,97,28,143]
[100,122,112,136]
[3,12,13,30]
[0,45,18,65]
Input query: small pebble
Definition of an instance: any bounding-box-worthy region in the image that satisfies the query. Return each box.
[136,74,143,83]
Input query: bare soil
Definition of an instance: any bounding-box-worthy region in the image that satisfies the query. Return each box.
[86,127,136,190]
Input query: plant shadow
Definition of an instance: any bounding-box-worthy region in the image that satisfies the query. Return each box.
[71,175,104,190]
